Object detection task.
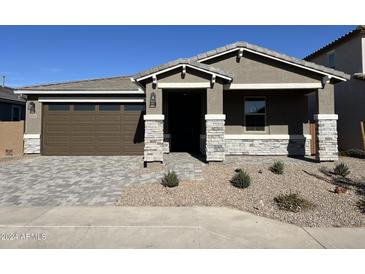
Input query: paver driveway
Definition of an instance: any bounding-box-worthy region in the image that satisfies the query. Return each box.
[0,156,164,206]
[0,153,204,206]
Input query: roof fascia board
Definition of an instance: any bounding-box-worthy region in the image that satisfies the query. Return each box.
[197,47,347,81]
[14,90,144,95]
[157,82,211,89]
[135,63,232,82]
[224,83,322,90]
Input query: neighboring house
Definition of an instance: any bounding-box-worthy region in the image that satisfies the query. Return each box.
[0,86,26,121]
[15,41,350,164]
[305,25,365,151]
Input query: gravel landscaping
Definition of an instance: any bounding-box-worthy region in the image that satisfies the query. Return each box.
[117,156,365,227]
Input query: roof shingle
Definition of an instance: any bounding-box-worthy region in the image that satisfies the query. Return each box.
[18,76,140,91]
[190,41,350,81]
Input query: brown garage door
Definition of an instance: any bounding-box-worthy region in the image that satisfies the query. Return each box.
[42,103,144,155]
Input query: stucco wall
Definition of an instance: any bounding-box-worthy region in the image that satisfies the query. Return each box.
[25,98,42,134]
[308,34,363,74]
[335,79,365,150]
[204,51,323,84]
[317,84,335,114]
[224,91,310,135]
[158,67,211,83]
[145,67,224,115]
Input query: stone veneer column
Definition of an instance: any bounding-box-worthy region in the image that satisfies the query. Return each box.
[144,114,164,163]
[314,114,338,161]
[24,134,41,154]
[205,114,225,162]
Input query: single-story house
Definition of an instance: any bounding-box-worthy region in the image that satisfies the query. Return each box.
[0,86,25,121]
[15,41,351,163]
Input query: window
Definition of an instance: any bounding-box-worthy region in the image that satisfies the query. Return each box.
[328,52,336,69]
[29,102,36,114]
[244,97,266,132]
[11,105,21,121]
[74,104,95,111]
[48,104,70,111]
[124,104,145,111]
[99,104,120,111]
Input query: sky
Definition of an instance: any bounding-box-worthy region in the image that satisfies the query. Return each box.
[0,25,356,87]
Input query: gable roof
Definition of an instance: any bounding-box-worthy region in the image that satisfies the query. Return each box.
[16,76,141,92]
[189,41,350,81]
[134,58,233,81]
[0,86,26,103]
[304,26,365,60]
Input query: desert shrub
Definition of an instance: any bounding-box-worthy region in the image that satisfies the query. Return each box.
[274,193,315,213]
[270,161,284,175]
[346,149,365,159]
[231,169,251,189]
[356,199,365,213]
[161,170,179,188]
[333,162,350,177]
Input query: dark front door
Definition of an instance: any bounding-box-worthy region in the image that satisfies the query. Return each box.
[168,92,202,152]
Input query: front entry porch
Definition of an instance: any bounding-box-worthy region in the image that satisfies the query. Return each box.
[164,90,205,154]
[140,61,339,165]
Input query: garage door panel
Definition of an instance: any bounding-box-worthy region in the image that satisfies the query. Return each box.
[42,103,144,155]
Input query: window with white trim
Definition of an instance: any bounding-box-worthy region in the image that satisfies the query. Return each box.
[244,97,266,132]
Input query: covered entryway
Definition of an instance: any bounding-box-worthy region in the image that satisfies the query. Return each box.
[42,103,144,155]
[165,91,205,153]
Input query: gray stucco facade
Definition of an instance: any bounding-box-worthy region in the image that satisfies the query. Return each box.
[16,41,349,162]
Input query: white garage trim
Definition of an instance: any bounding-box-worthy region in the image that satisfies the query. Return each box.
[38,97,145,103]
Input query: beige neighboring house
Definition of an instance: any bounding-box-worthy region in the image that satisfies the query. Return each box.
[15,41,350,164]
[305,25,365,151]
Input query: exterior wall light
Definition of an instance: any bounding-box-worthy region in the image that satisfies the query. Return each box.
[150,91,156,108]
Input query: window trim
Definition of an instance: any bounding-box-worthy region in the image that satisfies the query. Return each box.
[243,96,268,133]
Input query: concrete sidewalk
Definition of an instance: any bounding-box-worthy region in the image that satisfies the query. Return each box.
[0,206,364,248]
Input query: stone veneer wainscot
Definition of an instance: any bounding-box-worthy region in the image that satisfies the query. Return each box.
[205,114,225,162]
[314,114,338,161]
[144,115,164,162]
[24,134,41,154]
[225,135,311,156]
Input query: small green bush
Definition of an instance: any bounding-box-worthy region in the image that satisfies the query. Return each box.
[333,162,350,177]
[274,193,315,213]
[346,149,365,159]
[270,161,284,175]
[161,170,179,188]
[356,199,365,214]
[231,169,251,189]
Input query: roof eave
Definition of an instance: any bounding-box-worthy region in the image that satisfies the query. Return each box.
[134,63,233,82]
